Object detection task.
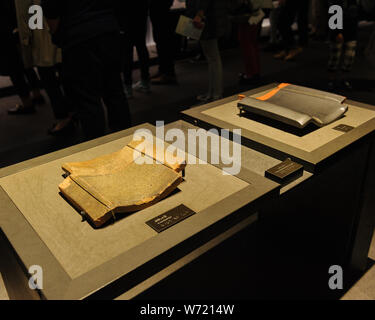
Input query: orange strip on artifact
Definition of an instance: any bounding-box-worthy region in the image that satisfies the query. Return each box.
[256,83,290,101]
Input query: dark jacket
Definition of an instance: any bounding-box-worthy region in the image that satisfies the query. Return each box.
[115,0,150,32]
[186,0,230,40]
[42,0,120,50]
[0,0,17,34]
[0,0,18,75]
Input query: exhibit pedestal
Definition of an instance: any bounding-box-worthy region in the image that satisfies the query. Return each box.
[181,85,375,298]
[0,124,278,300]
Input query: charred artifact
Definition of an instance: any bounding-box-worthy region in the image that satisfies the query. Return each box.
[59,139,186,228]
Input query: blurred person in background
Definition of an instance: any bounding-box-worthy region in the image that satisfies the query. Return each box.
[149,0,178,85]
[327,0,359,91]
[14,0,74,135]
[310,0,329,40]
[232,0,273,85]
[42,0,131,141]
[0,0,37,114]
[187,0,230,102]
[274,0,310,61]
[263,1,282,52]
[117,1,151,99]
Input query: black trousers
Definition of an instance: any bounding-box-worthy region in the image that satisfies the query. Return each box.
[122,2,150,85]
[1,32,30,98]
[278,0,309,49]
[62,33,131,140]
[38,66,70,119]
[149,0,175,76]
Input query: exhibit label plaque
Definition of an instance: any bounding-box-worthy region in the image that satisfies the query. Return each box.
[146,205,196,233]
[265,159,304,184]
[333,124,355,133]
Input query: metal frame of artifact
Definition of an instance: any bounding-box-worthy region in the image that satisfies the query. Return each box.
[0,123,279,300]
[182,84,375,277]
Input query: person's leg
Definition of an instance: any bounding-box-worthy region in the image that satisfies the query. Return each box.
[6,37,34,114]
[135,41,150,83]
[199,39,223,101]
[37,66,69,120]
[150,0,177,83]
[100,33,132,132]
[138,3,150,83]
[282,0,308,61]
[269,6,281,46]
[277,1,298,52]
[238,23,261,79]
[122,32,135,99]
[341,40,357,89]
[327,40,343,89]
[123,35,134,88]
[316,0,329,39]
[8,68,31,104]
[296,0,309,48]
[62,42,106,140]
[133,5,151,92]
[8,68,35,114]
[23,68,44,104]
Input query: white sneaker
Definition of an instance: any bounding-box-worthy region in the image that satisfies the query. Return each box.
[197,94,212,102]
[125,85,134,99]
[133,80,151,93]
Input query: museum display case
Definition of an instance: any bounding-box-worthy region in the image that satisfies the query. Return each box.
[0,123,279,300]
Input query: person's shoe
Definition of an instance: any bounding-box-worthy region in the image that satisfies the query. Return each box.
[48,119,75,136]
[189,53,206,64]
[328,80,336,91]
[212,95,223,101]
[151,74,178,85]
[197,94,214,103]
[284,47,303,61]
[8,104,36,115]
[273,50,288,59]
[150,72,162,80]
[239,73,261,85]
[133,80,151,93]
[125,85,134,99]
[342,80,353,90]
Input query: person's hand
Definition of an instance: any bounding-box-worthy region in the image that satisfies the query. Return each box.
[46,18,60,35]
[193,11,205,29]
[336,33,344,43]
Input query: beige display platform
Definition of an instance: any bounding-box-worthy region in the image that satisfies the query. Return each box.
[183,83,375,172]
[0,124,278,300]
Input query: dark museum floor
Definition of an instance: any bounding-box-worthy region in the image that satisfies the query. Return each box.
[1,24,375,299]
